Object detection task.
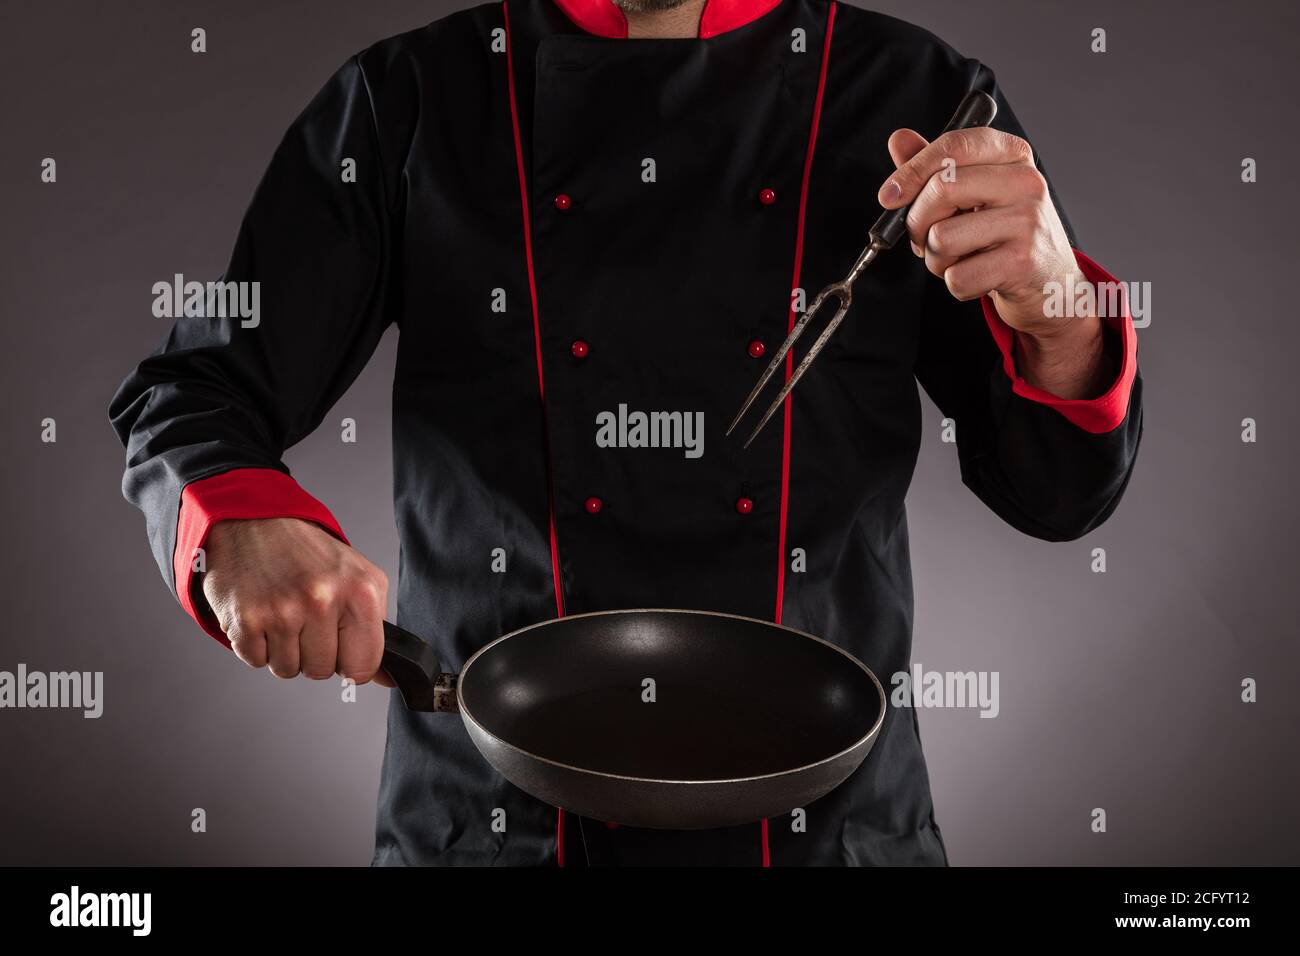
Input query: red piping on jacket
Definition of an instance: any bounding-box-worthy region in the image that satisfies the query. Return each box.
[768,0,836,869]
[775,4,835,657]
[503,0,570,867]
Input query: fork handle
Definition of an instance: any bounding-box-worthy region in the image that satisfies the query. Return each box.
[868,90,998,251]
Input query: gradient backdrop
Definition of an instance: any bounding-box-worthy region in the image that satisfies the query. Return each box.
[1,0,1296,865]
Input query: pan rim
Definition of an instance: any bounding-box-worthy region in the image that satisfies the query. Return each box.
[456,607,887,787]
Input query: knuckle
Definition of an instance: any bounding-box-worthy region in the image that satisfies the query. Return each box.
[342,621,384,654]
[939,128,973,161]
[347,575,386,614]
[266,647,300,678]
[298,574,339,611]
[904,204,925,237]
[338,629,383,683]
[892,167,921,196]
[271,596,306,629]
[358,571,385,598]
[211,600,238,636]
[303,588,335,617]
[340,661,376,684]
[1014,203,1040,232]
[922,172,949,204]
[300,642,337,680]
[944,268,971,300]
[1002,130,1034,164]
[1018,165,1048,200]
[235,606,269,636]
[1010,242,1036,273]
[1026,173,1048,202]
[227,622,257,646]
[337,662,362,682]
[926,222,950,255]
[227,633,264,666]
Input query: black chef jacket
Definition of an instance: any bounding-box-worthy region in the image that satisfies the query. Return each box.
[110,0,1142,866]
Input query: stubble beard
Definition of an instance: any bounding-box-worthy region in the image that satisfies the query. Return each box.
[611,0,696,13]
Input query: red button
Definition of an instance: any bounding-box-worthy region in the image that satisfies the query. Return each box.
[758,188,776,206]
[571,340,590,360]
[584,496,603,514]
[735,497,754,514]
[747,339,766,359]
[554,193,573,211]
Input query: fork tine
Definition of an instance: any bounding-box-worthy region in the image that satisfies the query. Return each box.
[741,296,853,448]
[726,288,834,437]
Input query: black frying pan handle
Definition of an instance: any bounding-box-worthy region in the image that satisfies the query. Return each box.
[868,90,999,251]
[382,621,457,713]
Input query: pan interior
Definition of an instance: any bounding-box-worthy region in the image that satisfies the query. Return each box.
[459,611,882,781]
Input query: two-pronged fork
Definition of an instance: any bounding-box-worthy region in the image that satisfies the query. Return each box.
[727,90,999,449]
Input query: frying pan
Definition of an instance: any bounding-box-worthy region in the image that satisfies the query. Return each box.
[381,609,885,829]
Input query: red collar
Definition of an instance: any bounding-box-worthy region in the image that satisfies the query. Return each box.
[551,0,782,39]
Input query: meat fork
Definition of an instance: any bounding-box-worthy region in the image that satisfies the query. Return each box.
[727,90,999,448]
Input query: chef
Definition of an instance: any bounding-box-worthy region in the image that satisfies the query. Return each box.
[110,0,1141,866]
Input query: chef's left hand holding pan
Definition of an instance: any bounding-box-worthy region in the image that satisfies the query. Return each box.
[200,517,395,687]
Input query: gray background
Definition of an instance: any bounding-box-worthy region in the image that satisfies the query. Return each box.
[0,0,1295,865]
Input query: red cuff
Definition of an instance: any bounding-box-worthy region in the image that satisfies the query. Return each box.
[980,249,1138,434]
[172,468,348,646]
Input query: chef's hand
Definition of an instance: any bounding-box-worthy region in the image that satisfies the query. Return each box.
[201,517,394,687]
[879,127,1114,400]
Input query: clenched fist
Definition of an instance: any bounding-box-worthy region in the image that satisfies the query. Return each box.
[201,517,393,686]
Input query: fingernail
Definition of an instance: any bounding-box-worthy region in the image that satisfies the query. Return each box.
[910,241,923,257]
[879,180,902,204]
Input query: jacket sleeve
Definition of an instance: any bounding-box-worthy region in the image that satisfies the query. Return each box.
[914,64,1143,542]
[108,56,397,644]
